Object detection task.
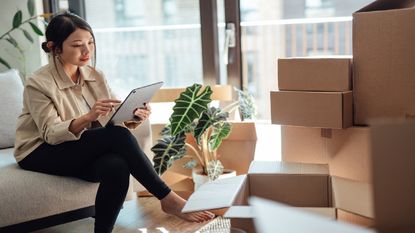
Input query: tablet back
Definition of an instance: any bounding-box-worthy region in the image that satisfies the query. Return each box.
[107,81,164,126]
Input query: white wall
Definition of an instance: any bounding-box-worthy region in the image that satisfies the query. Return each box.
[0,0,46,78]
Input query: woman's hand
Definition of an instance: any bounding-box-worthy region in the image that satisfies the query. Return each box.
[86,99,121,122]
[124,103,152,128]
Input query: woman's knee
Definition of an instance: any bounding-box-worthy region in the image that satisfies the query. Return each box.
[98,156,130,184]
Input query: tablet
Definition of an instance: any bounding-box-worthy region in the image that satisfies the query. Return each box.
[106,81,164,126]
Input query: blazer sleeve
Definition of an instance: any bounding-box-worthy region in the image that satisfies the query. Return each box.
[24,83,85,145]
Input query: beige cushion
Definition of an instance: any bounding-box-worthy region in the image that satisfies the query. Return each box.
[0,69,23,149]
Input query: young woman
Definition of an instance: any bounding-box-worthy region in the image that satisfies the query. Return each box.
[14,12,213,233]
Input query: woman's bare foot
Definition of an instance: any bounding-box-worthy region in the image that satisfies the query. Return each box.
[160,191,215,222]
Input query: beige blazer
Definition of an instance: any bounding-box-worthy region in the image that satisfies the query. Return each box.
[14,61,143,162]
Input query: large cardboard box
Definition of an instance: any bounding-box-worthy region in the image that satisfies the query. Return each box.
[250,197,375,233]
[282,126,372,182]
[270,91,353,129]
[278,57,352,91]
[353,1,415,125]
[182,161,331,215]
[371,122,415,233]
[337,209,375,228]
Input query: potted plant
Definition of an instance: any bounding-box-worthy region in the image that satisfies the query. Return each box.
[0,0,51,76]
[151,83,255,189]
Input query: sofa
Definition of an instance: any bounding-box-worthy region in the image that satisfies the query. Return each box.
[0,69,153,233]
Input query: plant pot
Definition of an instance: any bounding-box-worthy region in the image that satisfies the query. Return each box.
[192,168,237,190]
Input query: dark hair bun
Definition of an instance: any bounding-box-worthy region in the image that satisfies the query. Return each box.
[41,42,50,53]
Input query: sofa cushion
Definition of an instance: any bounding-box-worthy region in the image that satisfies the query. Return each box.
[0,69,23,149]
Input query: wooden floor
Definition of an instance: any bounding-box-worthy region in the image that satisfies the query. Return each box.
[32,197,211,233]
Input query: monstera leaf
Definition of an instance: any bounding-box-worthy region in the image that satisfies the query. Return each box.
[152,132,186,175]
[207,160,224,181]
[170,84,212,136]
[209,122,231,151]
[193,107,228,145]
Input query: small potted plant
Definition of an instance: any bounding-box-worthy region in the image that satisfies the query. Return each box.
[151,83,255,189]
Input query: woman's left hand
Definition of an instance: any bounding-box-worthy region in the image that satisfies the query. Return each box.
[123,104,151,129]
[133,103,151,122]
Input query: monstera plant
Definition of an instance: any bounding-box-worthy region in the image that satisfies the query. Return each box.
[152,84,255,181]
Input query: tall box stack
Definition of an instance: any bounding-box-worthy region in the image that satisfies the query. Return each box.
[272,57,375,227]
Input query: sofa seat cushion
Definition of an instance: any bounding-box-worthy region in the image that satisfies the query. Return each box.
[0,148,99,227]
[0,69,23,149]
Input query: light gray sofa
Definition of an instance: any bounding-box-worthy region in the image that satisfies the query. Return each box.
[0,69,153,233]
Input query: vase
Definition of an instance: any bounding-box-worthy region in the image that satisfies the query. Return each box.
[192,168,237,190]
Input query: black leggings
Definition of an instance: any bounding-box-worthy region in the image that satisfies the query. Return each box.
[18,125,171,233]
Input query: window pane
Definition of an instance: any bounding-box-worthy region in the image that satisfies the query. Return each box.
[240,0,372,120]
[85,0,203,99]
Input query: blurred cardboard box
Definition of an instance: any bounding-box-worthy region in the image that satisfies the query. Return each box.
[250,197,375,233]
[278,57,352,91]
[353,0,415,125]
[282,126,372,182]
[182,161,331,215]
[371,121,415,233]
[270,91,352,129]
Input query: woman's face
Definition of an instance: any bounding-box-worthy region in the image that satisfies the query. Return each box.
[59,28,94,67]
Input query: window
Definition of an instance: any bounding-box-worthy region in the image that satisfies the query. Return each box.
[84,0,203,99]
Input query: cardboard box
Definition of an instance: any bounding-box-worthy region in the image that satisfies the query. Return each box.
[182,161,331,214]
[371,121,415,233]
[282,126,372,183]
[353,1,415,125]
[331,176,374,219]
[152,85,233,103]
[278,57,352,91]
[250,197,375,233]
[270,91,353,129]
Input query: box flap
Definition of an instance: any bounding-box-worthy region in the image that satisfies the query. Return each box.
[182,175,247,213]
[248,161,329,175]
[331,176,374,218]
[250,197,375,233]
[224,206,254,218]
[356,0,415,13]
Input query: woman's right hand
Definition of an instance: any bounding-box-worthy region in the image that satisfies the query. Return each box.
[86,99,121,122]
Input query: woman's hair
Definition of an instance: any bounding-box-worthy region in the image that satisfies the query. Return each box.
[41,12,97,67]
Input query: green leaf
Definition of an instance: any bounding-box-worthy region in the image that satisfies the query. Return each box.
[6,37,18,47]
[209,122,231,151]
[235,87,256,120]
[152,132,187,176]
[22,29,34,43]
[207,160,224,181]
[194,107,228,145]
[12,10,23,28]
[0,57,11,69]
[27,0,35,16]
[29,22,43,36]
[170,84,212,136]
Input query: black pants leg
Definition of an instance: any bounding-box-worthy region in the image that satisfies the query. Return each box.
[19,125,171,233]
